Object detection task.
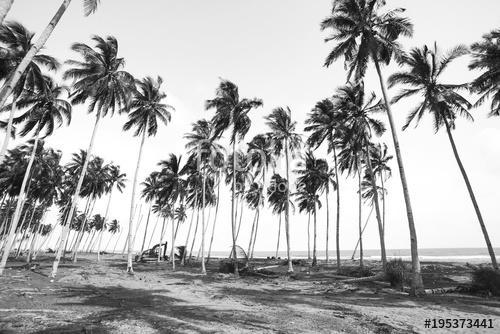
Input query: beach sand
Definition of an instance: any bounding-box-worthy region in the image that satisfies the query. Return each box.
[0,254,499,333]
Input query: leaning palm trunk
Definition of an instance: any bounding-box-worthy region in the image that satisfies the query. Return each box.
[97,190,113,261]
[250,209,260,259]
[0,0,14,25]
[284,141,293,272]
[364,142,387,271]
[373,57,423,294]
[275,213,282,258]
[0,0,72,115]
[246,209,258,261]
[380,173,386,234]
[188,209,200,261]
[72,198,96,262]
[231,141,238,275]
[16,205,36,258]
[147,216,160,249]
[127,130,146,273]
[51,112,101,278]
[307,212,311,260]
[206,174,221,262]
[333,148,341,272]
[444,118,498,269]
[0,95,17,164]
[352,205,374,259]
[358,160,363,269]
[171,214,176,270]
[0,127,41,275]
[140,204,152,253]
[157,217,166,262]
[200,172,207,274]
[312,204,317,266]
[325,188,330,263]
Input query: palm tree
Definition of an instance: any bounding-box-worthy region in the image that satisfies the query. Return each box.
[0,0,14,24]
[244,180,264,259]
[295,183,321,265]
[0,77,71,275]
[123,76,172,273]
[334,83,388,270]
[321,0,424,294]
[305,99,343,271]
[185,119,224,273]
[104,219,120,252]
[389,43,498,269]
[246,134,275,259]
[0,21,59,164]
[370,143,392,233]
[0,0,101,112]
[265,107,301,272]
[97,165,126,260]
[51,35,134,277]
[469,29,500,116]
[206,79,262,276]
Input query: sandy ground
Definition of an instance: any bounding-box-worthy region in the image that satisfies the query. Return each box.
[0,254,499,333]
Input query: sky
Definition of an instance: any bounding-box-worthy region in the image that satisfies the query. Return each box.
[4,0,500,255]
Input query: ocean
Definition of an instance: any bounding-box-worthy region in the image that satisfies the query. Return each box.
[210,248,500,263]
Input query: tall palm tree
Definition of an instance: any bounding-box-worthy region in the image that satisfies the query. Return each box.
[389,43,498,269]
[305,99,343,271]
[51,35,134,277]
[123,76,172,273]
[205,79,262,276]
[265,107,301,272]
[0,0,101,112]
[0,21,59,164]
[321,0,424,294]
[469,29,500,117]
[97,165,126,260]
[0,77,71,274]
[185,119,224,274]
[334,83,388,270]
[0,0,14,24]
[246,134,275,259]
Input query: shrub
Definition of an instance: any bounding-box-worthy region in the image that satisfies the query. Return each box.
[385,258,409,289]
[471,268,500,296]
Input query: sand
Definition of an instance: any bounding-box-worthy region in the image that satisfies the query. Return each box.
[0,254,499,333]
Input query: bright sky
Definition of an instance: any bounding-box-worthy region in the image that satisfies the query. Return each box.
[5,0,500,255]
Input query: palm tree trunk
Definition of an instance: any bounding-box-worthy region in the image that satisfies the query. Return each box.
[0,0,14,24]
[181,205,194,265]
[72,198,95,262]
[333,148,341,272]
[373,57,423,294]
[111,228,122,254]
[206,173,221,263]
[188,209,199,261]
[358,160,363,269]
[0,95,17,164]
[0,128,40,275]
[235,198,244,240]
[52,111,101,278]
[16,204,36,258]
[127,130,146,273]
[284,140,293,272]
[97,189,113,261]
[171,213,176,270]
[352,205,374,259]
[157,216,167,262]
[140,203,152,253]
[201,172,207,274]
[312,203,317,267]
[444,119,498,269]
[231,141,238,275]
[0,0,72,113]
[325,189,330,263]
[246,209,258,260]
[307,212,311,260]
[147,216,160,250]
[250,209,260,259]
[380,173,386,234]
[275,213,281,259]
[364,142,387,271]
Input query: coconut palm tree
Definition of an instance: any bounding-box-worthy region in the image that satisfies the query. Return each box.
[51,35,134,277]
[123,76,172,273]
[370,143,392,233]
[0,0,14,24]
[246,134,275,259]
[389,43,498,269]
[265,107,301,272]
[321,0,423,294]
[334,83,388,270]
[294,183,321,265]
[0,0,101,112]
[469,29,500,116]
[305,98,344,271]
[205,79,262,276]
[104,219,120,251]
[244,180,264,259]
[0,21,59,164]
[97,165,126,260]
[185,119,224,273]
[0,77,71,274]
